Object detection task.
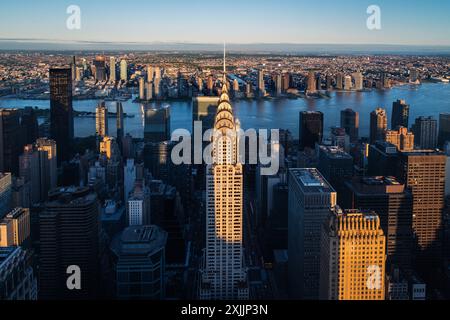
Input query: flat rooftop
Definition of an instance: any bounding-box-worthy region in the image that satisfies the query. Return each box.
[290,168,334,193]
[318,145,353,159]
[347,176,406,195]
[111,225,168,257]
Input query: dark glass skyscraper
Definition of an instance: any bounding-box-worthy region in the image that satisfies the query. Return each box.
[50,68,73,163]
[340,108,359,143]
[0,109,23,175]
[392,99,410,129]
[299,111,323,150]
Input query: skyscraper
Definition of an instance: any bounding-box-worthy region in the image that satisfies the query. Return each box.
[384,127,415,151]
[320,209,386,300]
[352,72,364,91]
[438,113,450,148]
[344,176,413,269]
[39,187,99,299]
[340,108,359,143]
[192,97,219,135]
[109,56,116,83]
[370,108,388,144]
[19,145,41,204]
[50,68,73,163]
[110,225,167,300]
[36,138,58,192]
[411,116,438,149]
[199,78,248,300]
[95,101,108,137]
[397,151,447,270]
[120,59,128,81]
[307,71,317,93]
[116,102,124,142]
[392,99,410,129]
[139,77,146,100]
[20,107,39,145]
[288,168,337,299]
[124,159,136,203]
[299,111,324,150]
[257,69,265,97]
[0,109,22,175]
[344,75,353,91]
[93,56,106,81]
[0,173,12,218]
[144,106,171,143]
[127,182,151,226]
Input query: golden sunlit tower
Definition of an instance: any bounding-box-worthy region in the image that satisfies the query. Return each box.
[95,101,108,137]
[370,108,388,144]
[384,126,415,151]
[199,44,249,300]
[320,209,386,300]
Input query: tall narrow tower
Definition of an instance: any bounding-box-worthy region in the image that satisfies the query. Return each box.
[200,47,248,300]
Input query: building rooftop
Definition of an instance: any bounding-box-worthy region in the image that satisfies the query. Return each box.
[111,225,168,257]
[318,145,352,160]
[347,176,407,195]
[290,168,334,193]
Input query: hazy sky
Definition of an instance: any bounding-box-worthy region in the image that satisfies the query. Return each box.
[1,0,449,45]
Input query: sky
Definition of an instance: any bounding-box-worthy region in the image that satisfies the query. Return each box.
[0,0,449,46]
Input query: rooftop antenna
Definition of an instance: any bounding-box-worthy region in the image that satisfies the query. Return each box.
[223,42,226,83]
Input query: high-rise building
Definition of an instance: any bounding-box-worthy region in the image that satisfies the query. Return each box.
[299,111,323,150]
[0,109,22,175]
[275,74,282,96]
[19,145,41,204]
[144,106,170,143]
[0,173,12,218]
[146,82,153,101]
[257,69,265,96]
[95,101,108,137]
[288,168,337,299]
[192,97,219,135]
[109,56,116,83]
[116,102,124,142]
[307,71,317,93]
[340,108,359,143]
[39,187,99,299]
[36,138,58,192]
[0,247,37,300]
[397,151,447,270]
[139,77,145,100]
[199,81,248,300]
[370,108,388,144]
[438,113,450,148]
[93,56,106,81]
[50,67,73,163]
[100,136,119,160]
[343,176,413,269]
[384,127,415,151]
[344,75,353,91]
[352,72,363,91]
[110,225,167,300]
[20,107,39,145]
[0,207,30,247]
[336,73,344,90]
[127,182,151,226]
[320,209,386,300]
[120,59,128,81]
[392,99,410,129]
[411,116,438,149]
[124,159,136,203]
[147,65,154,82]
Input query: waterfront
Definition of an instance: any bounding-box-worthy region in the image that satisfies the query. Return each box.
[0,83,449,139]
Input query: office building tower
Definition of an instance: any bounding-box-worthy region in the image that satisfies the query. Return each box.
[299,111,324,150]
[344,176,413,269]
[307,71,317,93]
[50,67,73,163]
[233,79,239,93]
[411,116,438,149]
[100,136,119,160]
[336,73,344,90]
[0,109,22,175]
[19,145,41,204]
[146,82,153,101]
[154,67,161,80]
[439,113,450,148]
[20,107,39,145]
[344,75,353,91]
[143,141,172,182]
[139,77,145,100]
[352,72,363,91]
[95,101,108,137]
[127,182,151,226]
[340,108,359,143]
[124,159,136,203]
[153,77,162,99]
[39,187,99,299]
[320,209,386,300]
[207,75,214,95]
[288,168,337,299]
[110,225,167,300]
[397,151,447,269]
[199,81,248,300]
[144,106,170,143]
[282,73,291,92]
[0,247,37,300]
[147,65,154,82]
[71,56,76,81]
[330,127,350,152]
[116,102,124,142]
[192,97,219,135]
[275,74,282,96]
[0,207,30,247]
[384,127,415,151]
[392,99,410,129]
[0,173,12,218]
[93,56,106,81]
[36,138,57,191]
[109,56,116,83]
[370,108,388,144]
[257,69,265,96]
[317,146,353,201]
[120,59,128,81]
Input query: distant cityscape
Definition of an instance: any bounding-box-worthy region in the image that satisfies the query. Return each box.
[0,48,449,303]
